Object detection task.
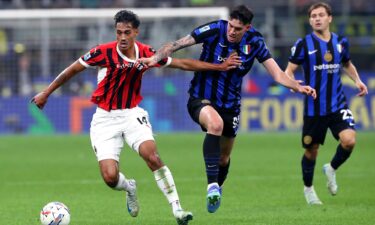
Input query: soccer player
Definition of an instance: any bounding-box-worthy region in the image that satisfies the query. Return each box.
[140,5,316,213]
[31,10,241,225]
[285,2,368,205]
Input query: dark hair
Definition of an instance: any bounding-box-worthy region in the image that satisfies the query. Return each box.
[114,10,140,28]
[229,5,254,25]
[308,2,332,17]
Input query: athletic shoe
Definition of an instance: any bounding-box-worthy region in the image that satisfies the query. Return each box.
[206,183,221,213]
[126,179,139,217]
[304,186,323,205]
[323,163,338,195]
[174,209,193,225]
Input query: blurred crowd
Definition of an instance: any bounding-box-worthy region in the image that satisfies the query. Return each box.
[0,0,374,14]
[0,0,374,97]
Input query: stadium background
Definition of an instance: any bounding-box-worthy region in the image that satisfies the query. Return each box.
[0,0,374,134]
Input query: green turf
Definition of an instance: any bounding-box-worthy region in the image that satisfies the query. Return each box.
[1,132,374,225]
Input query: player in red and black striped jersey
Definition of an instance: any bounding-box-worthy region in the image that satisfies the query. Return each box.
[32,9,241,225]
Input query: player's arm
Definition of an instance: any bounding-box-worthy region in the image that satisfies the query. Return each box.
[263,58,316,99]
[31,60,86,109]
[142,35,196,66]
[168,52,241,71]
[342,60,368,97]
[284,62,299,80]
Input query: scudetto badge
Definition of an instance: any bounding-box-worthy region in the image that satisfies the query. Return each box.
[303,135,312,145]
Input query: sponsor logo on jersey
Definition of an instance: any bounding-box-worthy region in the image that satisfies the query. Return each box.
[313,63,340,73]
[308,49,317,55]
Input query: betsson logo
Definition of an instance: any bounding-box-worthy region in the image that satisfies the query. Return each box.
[313,64,340,71]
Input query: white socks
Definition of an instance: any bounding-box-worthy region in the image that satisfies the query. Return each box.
[114,172,133,191]
[154,166,182,212]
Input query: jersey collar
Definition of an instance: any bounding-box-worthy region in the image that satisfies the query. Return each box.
[116,42,139,63]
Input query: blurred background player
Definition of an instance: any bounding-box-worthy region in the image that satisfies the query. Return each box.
[31,9,240,225]
[141,5,316,213]
[285,2,368,205]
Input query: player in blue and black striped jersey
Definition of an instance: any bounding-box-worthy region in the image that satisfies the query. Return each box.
[285,2,368,205]
[141,5,316,213]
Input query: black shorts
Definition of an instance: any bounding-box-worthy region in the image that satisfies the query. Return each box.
[302,108,355,148]
[187,97,240,137]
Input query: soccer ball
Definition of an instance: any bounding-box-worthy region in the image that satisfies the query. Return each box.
[40,202,70,225]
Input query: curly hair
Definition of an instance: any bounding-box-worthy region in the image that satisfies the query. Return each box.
[114,10,140,28]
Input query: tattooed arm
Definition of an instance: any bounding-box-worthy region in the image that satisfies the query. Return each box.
[31,60,86,109]
[142,35,196,66]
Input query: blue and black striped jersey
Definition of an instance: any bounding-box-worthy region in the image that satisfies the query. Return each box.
[189,20,272,112]
[289,32,351,116]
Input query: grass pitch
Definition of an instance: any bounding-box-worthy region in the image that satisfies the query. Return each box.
[1,132,374,225]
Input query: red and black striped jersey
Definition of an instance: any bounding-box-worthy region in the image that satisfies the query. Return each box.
[79,41,171,111]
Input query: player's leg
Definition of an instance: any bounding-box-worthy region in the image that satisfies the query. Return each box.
[125,107,192,224]
[217,111,239,188]
[90,108,139,217]
[324,109,356,195]
[187,98,222,213]
[218,136,235,187]
[198,105,223,213]
[301,116,327,205]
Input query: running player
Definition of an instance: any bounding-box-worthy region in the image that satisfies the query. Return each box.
[141,5,316,213]
[285,2,368,205]
[31,9,241,224]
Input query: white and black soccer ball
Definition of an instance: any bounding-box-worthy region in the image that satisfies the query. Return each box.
[40,201,70,225]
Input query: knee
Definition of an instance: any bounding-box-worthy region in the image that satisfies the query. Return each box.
[341,137,356,150]
[101,170,118,188]
[206,119,224,134]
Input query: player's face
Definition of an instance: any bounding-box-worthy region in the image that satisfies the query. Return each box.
[116,22,139,52]
[227,19,251,43]
[309,7,332,32]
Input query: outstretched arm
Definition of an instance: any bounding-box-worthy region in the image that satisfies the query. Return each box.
[169,52,242,71]
[263,58,316,99]
[142,35,196,66]
[342,60,368,97]
[31,60,86,109]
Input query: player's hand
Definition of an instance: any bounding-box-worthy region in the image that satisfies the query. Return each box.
[295,85,316,99]
[138,56,158,67]
[219,52,242,71]
[289,80,304,93]
[356,80,368,97]
[30,91,49,109]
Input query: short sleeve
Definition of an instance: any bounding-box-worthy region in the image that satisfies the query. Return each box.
[190,20,221,44]
[339,36,350,63]
[288,38,305,65]
[79,46,106,68]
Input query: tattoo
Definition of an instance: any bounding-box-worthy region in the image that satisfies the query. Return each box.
[153,35,196,62]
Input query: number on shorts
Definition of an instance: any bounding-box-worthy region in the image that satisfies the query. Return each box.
[137,116,148,125]
[232,115,240,129]
[340,109,354,121]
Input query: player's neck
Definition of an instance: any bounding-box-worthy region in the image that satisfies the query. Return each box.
[313,29,331,42]
[120,45,137,60]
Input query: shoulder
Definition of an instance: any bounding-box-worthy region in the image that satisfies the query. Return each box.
[136,41,156,57]
[244,27,267,43]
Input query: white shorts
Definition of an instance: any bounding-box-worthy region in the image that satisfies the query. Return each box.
[90,106,154,161]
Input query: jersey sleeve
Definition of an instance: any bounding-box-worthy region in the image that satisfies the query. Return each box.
[79,45,107,68]
[339,36,350,63]
[288,38,305,65]
[255,39,272,63]
[190,20,220,44]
